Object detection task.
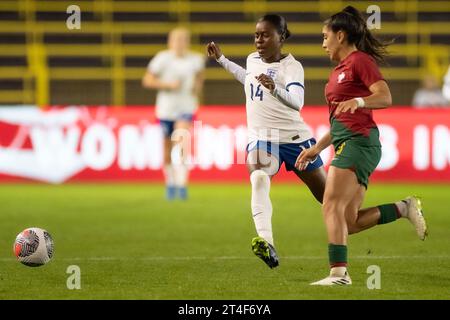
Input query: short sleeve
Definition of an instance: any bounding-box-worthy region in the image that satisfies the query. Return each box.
[284,60,305,92]
[352,54,384,88]
[147,51,166,75]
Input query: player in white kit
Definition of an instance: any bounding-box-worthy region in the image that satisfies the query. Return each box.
[207,15,327,268]
[143,28,205,200]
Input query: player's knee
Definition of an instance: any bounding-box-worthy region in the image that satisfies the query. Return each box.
[322,199,336,214]
[322,199,346,219]
[250,169,270,189]
[347,218,362,235]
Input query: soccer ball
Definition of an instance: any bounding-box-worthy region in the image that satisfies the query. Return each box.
[14,227,54,267]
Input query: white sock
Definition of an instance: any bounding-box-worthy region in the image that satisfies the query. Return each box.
[163,164,175,186]
[395,200,408,218]
[174,163,189,188]
[250,170,273,246]
[330,266,347,277]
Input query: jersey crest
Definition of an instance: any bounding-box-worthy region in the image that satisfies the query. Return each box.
[266,68,277,79]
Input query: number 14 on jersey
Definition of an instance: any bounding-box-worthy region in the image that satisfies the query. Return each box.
[250,83,263,101]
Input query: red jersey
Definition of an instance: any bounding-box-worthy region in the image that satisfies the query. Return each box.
[325,50,385,147]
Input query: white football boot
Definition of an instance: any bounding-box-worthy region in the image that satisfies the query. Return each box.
[310,268,352,286]
[404,196,428,241]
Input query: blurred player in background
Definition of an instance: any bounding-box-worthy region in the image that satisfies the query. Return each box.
[207,15,327,269]
[143,27,205,200]
[412,74,448,108]
[443,65,450,102]
[296,6,428,286]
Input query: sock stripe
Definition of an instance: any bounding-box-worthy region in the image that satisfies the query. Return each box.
[328,244,347,268]
[330,262,347,268]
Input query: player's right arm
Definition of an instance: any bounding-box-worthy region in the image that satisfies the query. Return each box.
[295,132,332,171]
[142,51,180,91]
[206,42,246,85]
[142,71,180,91]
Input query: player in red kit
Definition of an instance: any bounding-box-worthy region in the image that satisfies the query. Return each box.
[295,6,428,285]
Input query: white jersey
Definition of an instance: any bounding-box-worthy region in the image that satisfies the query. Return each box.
[147,50,205,120]
[245,52,312,143]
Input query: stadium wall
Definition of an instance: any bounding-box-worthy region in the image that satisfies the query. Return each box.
[0,106,449,184]
[49,80,421,106]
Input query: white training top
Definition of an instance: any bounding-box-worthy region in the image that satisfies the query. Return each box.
[147,50,205,120]
[443,65,450,102]
[218,52,313,143]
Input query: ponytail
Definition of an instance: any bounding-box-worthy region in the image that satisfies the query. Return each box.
[325,6,392,64]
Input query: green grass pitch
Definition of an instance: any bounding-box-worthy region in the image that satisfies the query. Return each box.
[0,183,449,299]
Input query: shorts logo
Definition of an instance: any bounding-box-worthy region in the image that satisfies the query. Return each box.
[247,140,258,151]
[337,72,345,83]
[336,142,346,155]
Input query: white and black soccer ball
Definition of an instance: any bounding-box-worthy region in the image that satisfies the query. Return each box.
[14,227,54,267]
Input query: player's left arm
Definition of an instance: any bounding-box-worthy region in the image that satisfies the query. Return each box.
[335,55,392,115]
[334,80,392,115]
[193,70,205,99]
[192,55,206,100]
[360,80,392,109]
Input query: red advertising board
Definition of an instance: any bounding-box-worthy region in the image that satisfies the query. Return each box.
[0,106,449,183]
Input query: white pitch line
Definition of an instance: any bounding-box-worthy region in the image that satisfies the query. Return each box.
[1,255,449,262]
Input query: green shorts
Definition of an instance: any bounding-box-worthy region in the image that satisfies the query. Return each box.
[331,139,382,189]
